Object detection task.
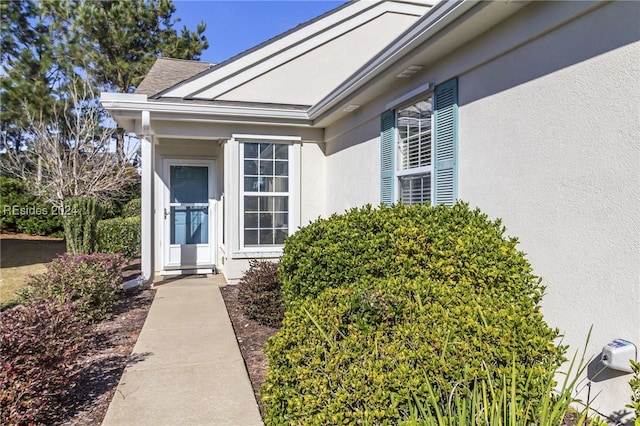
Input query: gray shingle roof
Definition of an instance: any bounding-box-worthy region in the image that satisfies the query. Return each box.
[135,58,213,97]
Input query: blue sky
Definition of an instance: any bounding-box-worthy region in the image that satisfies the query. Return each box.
[173,1,348,64]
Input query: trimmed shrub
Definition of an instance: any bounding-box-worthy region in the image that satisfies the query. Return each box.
[238,260,284,328]
[264,202,564,425]
[122,198,141,218]
[0,176,63,236]
[262,276,564,425]
[280,202,545,308]
[63,197,102,254]
[0,300,90,425]
[17,253,125,321]
[97,216,141,260]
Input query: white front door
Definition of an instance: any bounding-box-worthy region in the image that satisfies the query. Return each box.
[163,160,216,271]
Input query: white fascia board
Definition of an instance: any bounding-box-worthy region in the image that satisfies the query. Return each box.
[100,98,312,125]
[163,1,429,99]
[100,92,147,102]
[308,0,477,119]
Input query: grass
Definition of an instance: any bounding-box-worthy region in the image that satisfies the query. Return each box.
[0,236,66,308]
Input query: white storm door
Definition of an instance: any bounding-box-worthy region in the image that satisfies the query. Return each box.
[164,160,215,270]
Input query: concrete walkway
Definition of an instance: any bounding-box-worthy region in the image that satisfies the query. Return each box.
[102,275,263,426]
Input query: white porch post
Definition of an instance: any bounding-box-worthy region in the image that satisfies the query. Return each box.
[141,111,154,282]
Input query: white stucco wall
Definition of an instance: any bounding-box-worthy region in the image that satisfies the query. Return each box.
[323,0,639,418]
[457,2,639,417]
[324,115,382,215]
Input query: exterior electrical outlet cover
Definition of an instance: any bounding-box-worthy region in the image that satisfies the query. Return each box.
[601,339,637,373]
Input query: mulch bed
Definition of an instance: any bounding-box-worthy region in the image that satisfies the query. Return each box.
[219,284,279,417]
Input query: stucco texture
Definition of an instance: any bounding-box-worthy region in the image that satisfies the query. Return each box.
[458,2,639,417]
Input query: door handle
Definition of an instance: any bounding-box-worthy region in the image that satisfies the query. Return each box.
[164,208,169,219]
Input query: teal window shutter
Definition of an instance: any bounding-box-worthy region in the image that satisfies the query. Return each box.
[380,109,395,205]
[433,78,458,206]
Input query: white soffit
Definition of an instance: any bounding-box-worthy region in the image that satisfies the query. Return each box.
[162,0,432,100]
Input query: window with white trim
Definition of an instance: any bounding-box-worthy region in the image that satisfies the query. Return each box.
[241,142,289,247]
[396,97,432,205]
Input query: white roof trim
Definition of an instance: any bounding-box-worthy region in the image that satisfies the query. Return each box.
[232,134,302,141]
[100,94,312,126]
[162,1,431,100]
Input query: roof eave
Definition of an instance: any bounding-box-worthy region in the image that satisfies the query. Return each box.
[100,93,314,128]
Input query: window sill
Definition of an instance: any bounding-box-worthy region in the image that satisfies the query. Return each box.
[231,249,283,259]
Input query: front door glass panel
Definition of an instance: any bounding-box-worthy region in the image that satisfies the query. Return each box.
[169,166,209,245]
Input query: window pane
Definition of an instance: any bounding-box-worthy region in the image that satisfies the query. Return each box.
[245,230,259,245]
[171,206,208,244]
[397,97,433,172]
[245,143,258,158]
[273,196,288,211]
[259,143,274,159]
[275,161,288,176]
[170,166,208,203]
[274,177,288,192]
[275,144,288,160]
[275,229,288,245]
[244,213,259,228]
[400,173,431,206]
[244,177,260,192]
[259,213,273,228]
[259,230,274,245]
[244,160,258,175]
[273,212,288,227]
[244,196,258,211]
[259,160,274,175]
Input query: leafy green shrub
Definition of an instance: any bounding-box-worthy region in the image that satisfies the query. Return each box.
[264,202,564,425]
[280,202,544,308]
[629,360,640,421]
[122,197,141,218]
[238,260,284,328]
[0,300,90,425]
[262,276,564,425]
[17,253,125,321]
[97,216,141,259]
[63,197,102,254]
[0,176,63,236]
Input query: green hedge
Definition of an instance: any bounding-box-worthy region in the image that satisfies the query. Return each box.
[96,216,141,260]
[0,176,63,236]
[122,198,141,218]
[264,202,565,424]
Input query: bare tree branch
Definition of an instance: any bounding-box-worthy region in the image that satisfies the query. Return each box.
[2,78,139,213]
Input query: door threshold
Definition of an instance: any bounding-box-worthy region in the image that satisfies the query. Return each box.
[160,268,215,276]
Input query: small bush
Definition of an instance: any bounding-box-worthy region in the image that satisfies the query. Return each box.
[97,216,141,260]
[122,198,141,218]
[0,300,90,425]
[238,260,284,328]
[0,176,63,236]
[17,253,125,321]
[63,197,102,254]
[262,276,564,425]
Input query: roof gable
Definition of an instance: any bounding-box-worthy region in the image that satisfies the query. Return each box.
[159,0,434,105]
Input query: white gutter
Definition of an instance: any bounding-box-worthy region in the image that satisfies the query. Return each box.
[308,0,477,120]
[100,93,312,125]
